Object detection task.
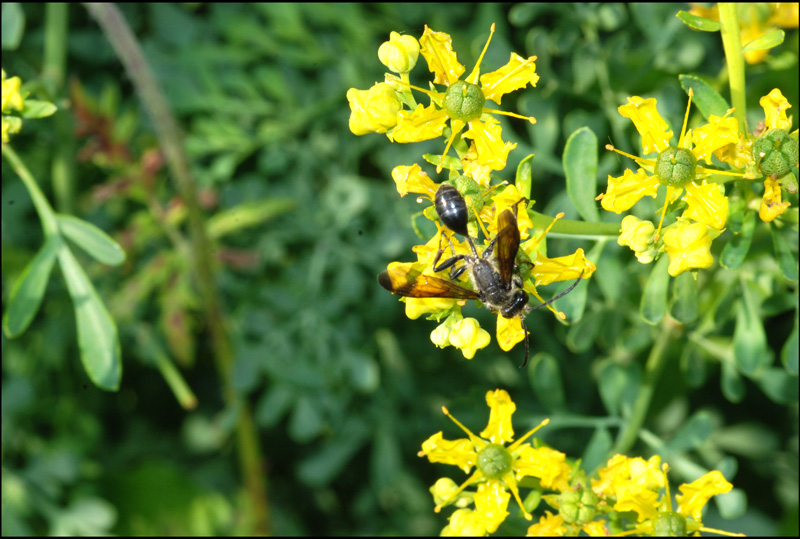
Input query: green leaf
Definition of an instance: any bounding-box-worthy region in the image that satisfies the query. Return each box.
[670,271,698,324]
[207,198,296,240]
[21,99,57,119]
[720,210,756,269]
[563,127,599,222]
[528,352,566,412]
[1,2,25,49]
[755,367,799,404]
[721,359,745,403]
[57,214,126,266]
[3,236,60,338]
[742,28,785,53]
[676,10,720,32]
[641,255,670,325]
[771,224,798,281]
[581,427,613,474]
[679,75,730,119]
[57,245,121,391]
[733,280,769,375]
[667,411,713,451]
[596,359,641,417]
[782,308,798,374]
[516,153,534,201]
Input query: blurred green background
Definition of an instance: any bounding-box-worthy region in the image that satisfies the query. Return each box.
[2,3,798,536]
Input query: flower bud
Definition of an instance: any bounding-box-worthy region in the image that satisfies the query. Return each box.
[618,215,658,263]
[346,82,401,135]
[663,221,714,277]
[378,32,420,74]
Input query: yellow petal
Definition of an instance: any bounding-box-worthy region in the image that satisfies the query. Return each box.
[760,88,792,131]
[391,163,438,198]
[346,83,401,135]
[462,117,517,171]
[526,511,566,537]
[681,182,728,230]
[614,483,660,522]
[531,248,596,286]
[420,431,477,474]
[496,315,526,352]
[480,389,516,444]
[419,26,465,87]
[378,31,420,74]
[479,52,539,105]
[473,480,511,534]
[675,470,733,521]
[691,114,740,165]
[618,96,673,154]
[600,168,660,213]
[663,221,715,277]
[759,177,791,222]
[449,317,491,359]
[389,102,449,142]
[515,445,571,491]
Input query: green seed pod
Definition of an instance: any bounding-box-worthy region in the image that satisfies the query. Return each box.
[653,511,688,536]
[655,147,697,188]
[752,128,799,177]
[476,443,512,479]
[444,81,485,122]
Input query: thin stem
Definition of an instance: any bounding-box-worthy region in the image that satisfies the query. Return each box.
[84,3,269,533]
[613,319,676,455]
[2,144,60,236]
[529,211,621,237]
[718,4,748,133]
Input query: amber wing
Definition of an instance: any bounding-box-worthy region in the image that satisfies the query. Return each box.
[378,264,480,299]
[494,209,521,286]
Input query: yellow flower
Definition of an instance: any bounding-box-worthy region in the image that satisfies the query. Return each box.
[759,177,792,222]
[419,390,557,525]
[346,82,401,135]
[610,461,740,536]
[390,163,438,198]
[389,24,539,173]
[597,92,746,242]
[760,88,792,132]
[663,221,716,277]
[1,71,25,113]
[448,317,491,359]
[690,3,799,64]
[526,510,566,536]
[618,215,658,263]
[378,31,420,74]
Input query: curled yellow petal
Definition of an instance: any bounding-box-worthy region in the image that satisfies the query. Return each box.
[389,102,449,142]
[496,315,525,352]
[691,114,740,165]
[681,182,728,230]
[759,177,791,222]
[480,389,516,444]
[391,163,438,198]
[346,83,401,135]
[599,168,660,213]
[618,96,673,154]
[479,52,539,105]
[419,26,465,87]
[663,221,715,277]
[675,470,733,521]
[462,117,517,171]
[760,88,792,131]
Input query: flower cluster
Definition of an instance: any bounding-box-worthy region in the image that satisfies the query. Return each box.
[2,70,57,143]
[598,88,798,277]
[421,390,741,536]
[348,25,595,360]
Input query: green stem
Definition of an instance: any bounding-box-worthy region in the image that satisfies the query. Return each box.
[43,3,75,214]
[84,4,269,533]
[612,320,676,455]
[718,3,748,133]
[2,144,60,235]
[529,211,620,238]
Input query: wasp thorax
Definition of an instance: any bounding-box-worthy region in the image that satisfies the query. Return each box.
[753,128,798,177]
[655,146,696,188]
[444,81,485,122]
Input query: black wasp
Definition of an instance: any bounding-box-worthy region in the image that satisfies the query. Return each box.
[379,183,582,368]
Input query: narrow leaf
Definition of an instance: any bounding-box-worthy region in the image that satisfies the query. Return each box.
[733,280,768,375]
[679,75,730,119]
[563,127,599,222]
[641,255,670,325]
[528,352,566,413]
[671,271,699,324]
[742,29,785,53]
[207,198,296,240]
[58,214,126,266]
[720,210,756,269]
[516,154,534,201]
[676,11,720,32]
[3,236,60,337]
[58,245,122,391]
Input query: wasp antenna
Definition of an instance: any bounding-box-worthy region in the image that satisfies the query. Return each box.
[530,271,584,312]
[518,318,531,368]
